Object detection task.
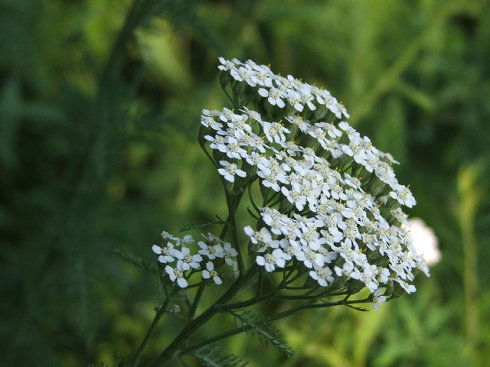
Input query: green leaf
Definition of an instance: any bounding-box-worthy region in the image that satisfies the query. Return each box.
[192,345,248,367]
[229,310,295,357]
[114,248,158,274]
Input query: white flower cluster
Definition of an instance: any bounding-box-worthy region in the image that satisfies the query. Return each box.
[200,57,429,299]
[219,57,349,119]
[152,231,238,288]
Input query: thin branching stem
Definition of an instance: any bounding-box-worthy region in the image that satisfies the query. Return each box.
[146,266,258,366]
[247,183,261,216]
[284,270,305,286]
[256,272,264,297]
[278,267,297,289]
[179,297,372,356]
[225,190,245,275]
[131,298,169,367]
[189,284,206,320]
[199,141,218,168]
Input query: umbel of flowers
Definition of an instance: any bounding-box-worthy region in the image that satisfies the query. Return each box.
[154,57,429,308]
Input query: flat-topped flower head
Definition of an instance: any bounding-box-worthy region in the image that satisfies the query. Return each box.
[197,57,427,302]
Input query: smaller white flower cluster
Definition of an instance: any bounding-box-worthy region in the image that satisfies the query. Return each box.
[219,57,349,119]
[152,231,238,288]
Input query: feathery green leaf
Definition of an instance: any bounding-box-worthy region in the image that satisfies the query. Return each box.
[229,310,295,357]
[191,345,248,367]
[115,248,158,274]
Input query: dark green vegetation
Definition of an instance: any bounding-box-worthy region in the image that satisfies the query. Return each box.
[0,0,489,366]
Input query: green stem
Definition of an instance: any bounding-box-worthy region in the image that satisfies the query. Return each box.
[267,297,371,320]
[284,270,305,285]
[221,293,274,311]
[131,299,169,367]
[146,266,258,366]
[188,284,205,320]
[199,142,218,169]
[256,272,264,297]
[283,285,307,290]
[225,190,245,275]
[222,86,235,106]
[277,268,296,289]
[179,297,372,356]
[247,183,261,216]
[272,293,326,301]
[179,327,245,356]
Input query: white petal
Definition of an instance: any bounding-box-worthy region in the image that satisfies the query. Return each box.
[177,278,188,288]
[181,247,190,255]
[244,225,255,237]
[309,271,318,280]
[258,88,269,97]
[193,254,203,262]
[165,266,175,280]
[265,263,275,272]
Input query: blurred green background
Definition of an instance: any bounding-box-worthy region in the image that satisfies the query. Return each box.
[1,0,489,366]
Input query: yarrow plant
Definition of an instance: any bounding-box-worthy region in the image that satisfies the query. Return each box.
[131,58,430,367]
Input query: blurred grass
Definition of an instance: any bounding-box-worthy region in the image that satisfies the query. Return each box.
[0,0,489,366]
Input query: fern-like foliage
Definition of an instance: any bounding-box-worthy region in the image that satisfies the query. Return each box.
[115,248,158,274]
[229,310,295,357]
[191,345,248,367]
